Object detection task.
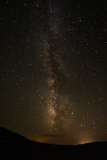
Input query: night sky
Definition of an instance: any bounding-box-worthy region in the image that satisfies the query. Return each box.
[0,0,107,145]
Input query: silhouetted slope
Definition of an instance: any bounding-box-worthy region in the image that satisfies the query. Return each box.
[0,127,51,145]
[0,127,29,143]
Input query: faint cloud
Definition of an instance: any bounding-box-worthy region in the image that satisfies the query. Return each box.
[42,134,64,138]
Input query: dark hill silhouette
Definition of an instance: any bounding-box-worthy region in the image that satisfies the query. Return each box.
[0,127,30,143]
[0,127,51,145]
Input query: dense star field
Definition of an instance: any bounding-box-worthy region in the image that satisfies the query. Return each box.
[0,0,107,145]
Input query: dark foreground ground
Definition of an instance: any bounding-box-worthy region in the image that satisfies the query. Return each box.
[0,141,107,160]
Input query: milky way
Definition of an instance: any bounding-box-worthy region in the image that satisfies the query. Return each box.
[43,0,72,133]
